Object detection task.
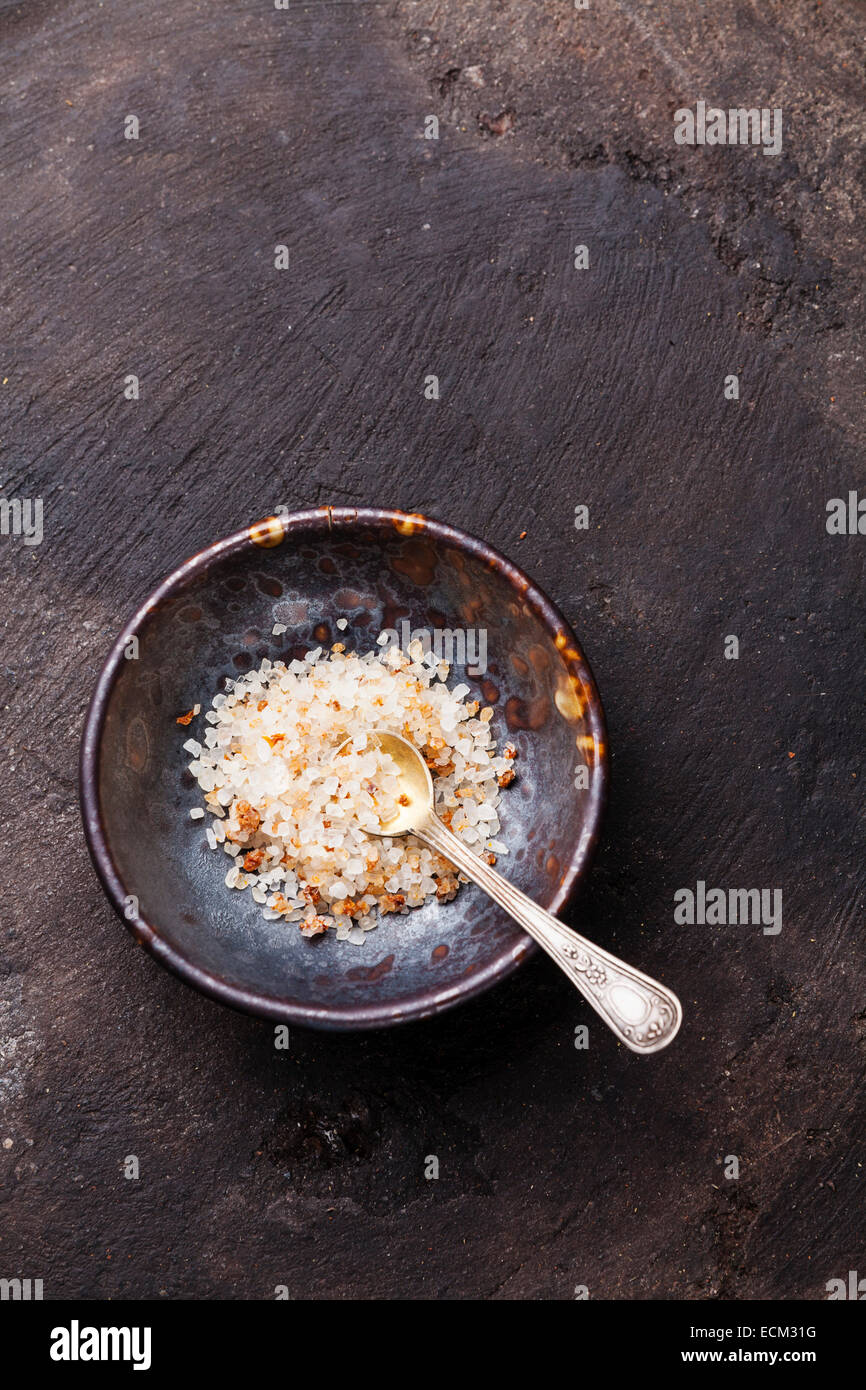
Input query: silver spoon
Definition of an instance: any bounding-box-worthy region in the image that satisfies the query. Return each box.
[348,731,682,1054]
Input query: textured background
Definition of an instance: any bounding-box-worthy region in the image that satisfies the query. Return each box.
[0,0,863,1299]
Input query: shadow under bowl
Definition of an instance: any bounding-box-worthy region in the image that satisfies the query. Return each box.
[80,508,608,1030]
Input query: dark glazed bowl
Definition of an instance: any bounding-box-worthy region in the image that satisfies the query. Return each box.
[80,509,608,1030]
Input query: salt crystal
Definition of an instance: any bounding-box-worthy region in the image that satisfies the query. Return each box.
[184,643,514,946]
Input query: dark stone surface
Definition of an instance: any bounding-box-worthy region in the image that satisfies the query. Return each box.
[0,0,863,1299]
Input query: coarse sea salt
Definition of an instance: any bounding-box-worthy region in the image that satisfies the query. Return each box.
[183,645,515,945]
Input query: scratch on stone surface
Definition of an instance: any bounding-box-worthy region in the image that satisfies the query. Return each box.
[607,0,693,91]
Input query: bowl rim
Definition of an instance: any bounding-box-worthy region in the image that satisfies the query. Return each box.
[79,507,609,1030]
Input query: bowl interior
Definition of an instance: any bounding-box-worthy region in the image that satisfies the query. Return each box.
[89,513,606,1027]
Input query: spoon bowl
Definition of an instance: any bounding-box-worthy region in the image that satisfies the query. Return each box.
[338,731,433,836]
[354,730,683,1054]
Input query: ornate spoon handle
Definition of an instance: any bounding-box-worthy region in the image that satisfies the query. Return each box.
[418,815,682,1054]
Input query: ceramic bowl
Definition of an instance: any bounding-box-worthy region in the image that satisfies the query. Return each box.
[80,508,608,1029]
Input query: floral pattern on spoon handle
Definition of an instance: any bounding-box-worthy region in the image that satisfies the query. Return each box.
[418,815,682,1054]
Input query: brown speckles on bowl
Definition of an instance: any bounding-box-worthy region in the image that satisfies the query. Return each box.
[393,512,426,536]
[79,508,608,1031]
[125,717,149,773]
[249,515,286,548]
[391,539,437,586]
[257,574,283,599]
[554,674,587,723]
[577,732,605,767]
[346,954,396,983]
[504,694,551,731]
